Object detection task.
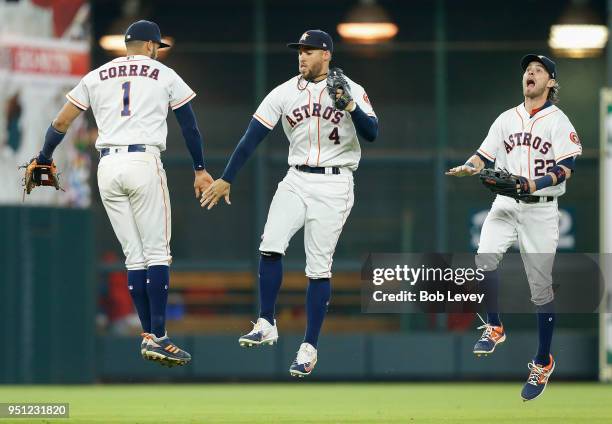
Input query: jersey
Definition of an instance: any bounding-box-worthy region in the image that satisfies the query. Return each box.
[477,103,582,197]
[253,74,376,171]
[66,54,195,151]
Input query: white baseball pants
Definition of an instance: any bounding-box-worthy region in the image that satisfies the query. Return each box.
[97,148,172,270]
[476,195,559,305]
[260,167,354,279]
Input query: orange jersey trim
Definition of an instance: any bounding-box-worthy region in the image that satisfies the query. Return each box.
[529,109,559,133]
[514,106,525,129]
[66,94,88,110]
[316,89,325,166]
[514,107,525,176]
[325,180,352,273]
[477,148,495,161]
[304,87,313,165]
[555,151,581,162]
[253,113,274,129]
[170,92,196,110]
[154,155,171,258]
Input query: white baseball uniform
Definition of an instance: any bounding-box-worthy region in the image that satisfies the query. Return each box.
[255,74,376,278]
[475,103,582,305]
[66,54,196,269]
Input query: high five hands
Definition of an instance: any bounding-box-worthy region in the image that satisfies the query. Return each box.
[200,178,232,210]
[194,169,214,198]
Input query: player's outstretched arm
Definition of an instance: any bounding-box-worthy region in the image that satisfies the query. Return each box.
[220,118,270,183]
[173,103,214,198]
[21,101,81,197]
[200,118,270,210]
[446,154,485,177]
[37,102,83,164]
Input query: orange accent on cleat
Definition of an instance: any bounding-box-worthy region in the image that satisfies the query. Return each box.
[537,354,555,384]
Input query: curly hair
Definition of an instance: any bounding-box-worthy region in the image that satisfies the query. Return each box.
[547,80,560,104]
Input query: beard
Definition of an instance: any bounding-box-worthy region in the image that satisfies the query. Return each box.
[302,62,324,81]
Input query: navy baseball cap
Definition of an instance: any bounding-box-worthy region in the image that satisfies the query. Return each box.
[521,54,557,79]
[125,20,170,48]
[287,30,333,52]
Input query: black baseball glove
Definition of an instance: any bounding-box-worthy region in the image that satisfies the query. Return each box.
[326,67,353,110]
[479,168,531,200]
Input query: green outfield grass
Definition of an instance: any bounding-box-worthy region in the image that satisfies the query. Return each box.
[0,383,610,423]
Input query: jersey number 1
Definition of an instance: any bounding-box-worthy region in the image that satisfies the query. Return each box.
[121,81,131,117]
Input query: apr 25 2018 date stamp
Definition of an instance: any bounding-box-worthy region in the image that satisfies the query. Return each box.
[0,403,69,418]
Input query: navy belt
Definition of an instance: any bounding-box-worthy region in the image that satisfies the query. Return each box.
[295,165,340,175]
[519,196,554,204]
[100,144,146,158]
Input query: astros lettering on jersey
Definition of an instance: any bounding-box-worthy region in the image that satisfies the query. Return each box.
[253,75,376,171]
[477,103,582,197]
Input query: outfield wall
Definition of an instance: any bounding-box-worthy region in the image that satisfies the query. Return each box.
[0,207,96,384]
[0,206,599,384]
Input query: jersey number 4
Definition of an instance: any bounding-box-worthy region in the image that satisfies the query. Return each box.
[121,81,131,117]
[329,127,340,145]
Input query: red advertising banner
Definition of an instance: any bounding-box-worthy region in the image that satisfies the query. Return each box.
[0,36,89,82]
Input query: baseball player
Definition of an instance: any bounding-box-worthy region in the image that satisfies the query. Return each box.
[447,54,582,400]
[201,30,378,377]
[30,20,213,367]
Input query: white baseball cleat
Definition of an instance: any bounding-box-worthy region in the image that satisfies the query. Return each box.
[238,317,279,347]
[289,342,318,377]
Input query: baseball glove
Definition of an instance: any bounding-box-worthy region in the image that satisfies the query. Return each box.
[326,67,353,110]
[479,168,531,200]
[20,157,63,197]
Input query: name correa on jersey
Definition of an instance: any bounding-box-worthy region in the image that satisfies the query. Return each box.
[99,64,160,81]
[66,54,195,150]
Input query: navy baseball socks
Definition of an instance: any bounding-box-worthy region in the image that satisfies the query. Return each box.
[303,278,331,349]
[127,269,151,357]
[522,301,556,401]
[147,265,169,337]
[483,269,501,327]
[258,252,283,326]
[142,265,191,367]
[473,270,506,355]
[290,278,330,377]
[238,253,281,347]
[535,301,555,365]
